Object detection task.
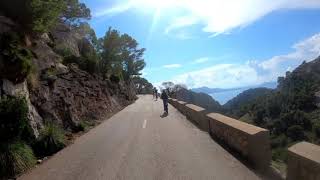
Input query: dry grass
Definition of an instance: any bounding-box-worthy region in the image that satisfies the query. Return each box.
[0,141,36,178]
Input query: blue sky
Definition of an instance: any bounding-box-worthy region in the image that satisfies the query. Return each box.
[82,0,320,89]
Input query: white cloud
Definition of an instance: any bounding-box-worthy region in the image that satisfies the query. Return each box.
[163,64,182,68]
[174,31,194,40]
[94,1,133,17]
[193,57,210,64]
[165,0,320,36]
[259,33,320,70]
[165,32,320,88]
[164,16,199,34]
[171,64,259,88]
[94,0,320,37]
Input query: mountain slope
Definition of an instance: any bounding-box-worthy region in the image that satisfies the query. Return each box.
[229,57,320,162]
[172,88,222,112]
[223,88,273,118]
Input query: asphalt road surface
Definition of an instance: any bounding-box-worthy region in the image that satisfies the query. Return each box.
[20,95,260,180]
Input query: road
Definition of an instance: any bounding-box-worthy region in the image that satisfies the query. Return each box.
[20,95,260,180]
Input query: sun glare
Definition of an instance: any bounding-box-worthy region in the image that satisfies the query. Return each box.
[136,0,179,10]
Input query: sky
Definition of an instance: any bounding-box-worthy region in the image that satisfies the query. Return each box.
[82,0,320,89]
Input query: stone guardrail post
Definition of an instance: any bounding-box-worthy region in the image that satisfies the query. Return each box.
[206,113,271,171]
[167,100,272,172]
[287,141,320,180]
[184,104,209,132]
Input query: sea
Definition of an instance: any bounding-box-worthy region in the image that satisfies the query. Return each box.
[209,88,247,105]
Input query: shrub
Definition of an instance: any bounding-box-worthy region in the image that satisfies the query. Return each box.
[0,32,34,83]
[0,96,30,142]
[82,55,98,74]
[271,134,288,148]
[272,147,288,162]
[75,120,95,132]
[54,45,74,58]
[314,121,320,138]
[0,141,36,178]
[62,54,98,74]
[110,74,120,83]
[29,0,66,33]
[33,122,65,157]
[75,121,87,132]
[287,125,305,141]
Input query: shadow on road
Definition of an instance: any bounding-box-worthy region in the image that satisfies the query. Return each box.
[160,113,168,118]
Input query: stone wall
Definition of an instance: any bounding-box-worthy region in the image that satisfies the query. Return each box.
[168,98,271,171]
[287,142,320,180]
[171,99,187,115]
[184,104,209,131]
[207,113,271,171]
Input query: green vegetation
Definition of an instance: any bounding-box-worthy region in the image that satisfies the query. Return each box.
[223,88,273,118]
[0,32,34,83]
[315,121,320,138]
[99,27,146,80]
[59,26,146,81]
[0,1,147,178]
[271,160,287,177]
[132,77,154,94]
[0,141,36,178]
[29,0,66,33]
[76,120,95,132]
[225,59,320,163]
[0,0,91,33]
[0,97,36,178]
[33,122,66,157]
[0,96,30,142]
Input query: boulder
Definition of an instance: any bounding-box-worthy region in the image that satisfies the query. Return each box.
[31,41,62,71]
[1,79,43,138]
[50,23,81,57]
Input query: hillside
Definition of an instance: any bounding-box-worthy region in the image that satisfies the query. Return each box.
[0,1,149,178]
[227,57,320,163]
[223,88,274,118]
[170,86,222,112]
[173,56,320,164]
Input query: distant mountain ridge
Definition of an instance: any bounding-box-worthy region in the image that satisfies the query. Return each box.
[191,82,277,94]
[223,87,274,117]
[191,82,277,104]
[191,87,241,94]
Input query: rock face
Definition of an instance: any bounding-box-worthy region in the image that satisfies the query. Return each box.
[27,32,137,132]
[50,23,81,57]
[0,16,137,137]
[29,63,136,131]
[1,79,43,138]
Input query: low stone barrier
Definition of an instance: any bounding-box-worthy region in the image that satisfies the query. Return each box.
[167,100,271,171]
[184,104,209,132]
[287,141,320,180]
[168,98,178,107]
[174,100,188,115]
[206,113,271,171]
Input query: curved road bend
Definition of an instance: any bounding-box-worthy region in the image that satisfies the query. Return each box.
[19,95,259,180]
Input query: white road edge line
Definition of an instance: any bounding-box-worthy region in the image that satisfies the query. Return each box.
[143,119,147,129]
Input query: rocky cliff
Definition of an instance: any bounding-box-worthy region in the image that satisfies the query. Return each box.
[0,16,137,138]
